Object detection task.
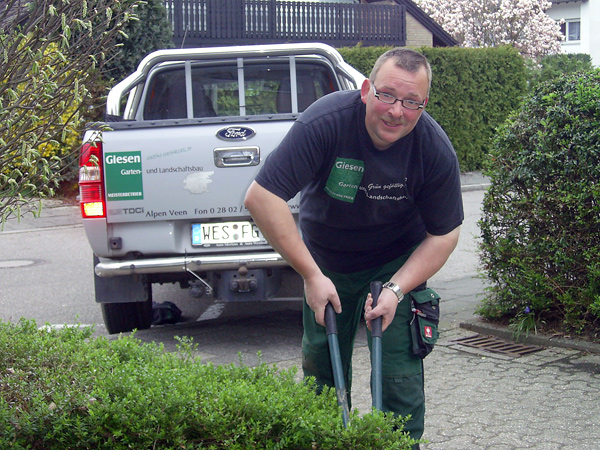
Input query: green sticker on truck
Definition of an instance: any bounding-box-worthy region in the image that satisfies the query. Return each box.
[105,151,144,201]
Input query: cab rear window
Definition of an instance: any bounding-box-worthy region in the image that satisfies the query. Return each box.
[143,60,336,120]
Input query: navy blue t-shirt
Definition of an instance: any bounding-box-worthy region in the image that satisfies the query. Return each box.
[255,90,464,273]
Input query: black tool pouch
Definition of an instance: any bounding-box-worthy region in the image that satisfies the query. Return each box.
[409,288,441,359]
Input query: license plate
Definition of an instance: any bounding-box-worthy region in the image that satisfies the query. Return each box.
[191,221,267,247]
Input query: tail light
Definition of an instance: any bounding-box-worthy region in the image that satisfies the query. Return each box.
[79,141,106,218]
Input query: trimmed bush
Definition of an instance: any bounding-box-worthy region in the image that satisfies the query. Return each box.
[478,69,600,338]
[0,320,419,449]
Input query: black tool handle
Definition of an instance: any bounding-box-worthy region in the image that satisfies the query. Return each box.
[325,302,338,335]
[370,281,383,339]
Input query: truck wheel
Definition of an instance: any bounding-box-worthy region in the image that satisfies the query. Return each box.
[101,299,152,334]
[94,254,153,334]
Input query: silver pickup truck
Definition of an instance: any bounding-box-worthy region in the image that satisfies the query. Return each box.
[78,43,364,333]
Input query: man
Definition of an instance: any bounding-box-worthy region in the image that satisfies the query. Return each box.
[244,48,463,444]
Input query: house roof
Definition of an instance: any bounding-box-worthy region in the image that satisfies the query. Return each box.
[393,0,458,47]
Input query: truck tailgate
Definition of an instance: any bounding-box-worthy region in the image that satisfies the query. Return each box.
[102,120,295,224]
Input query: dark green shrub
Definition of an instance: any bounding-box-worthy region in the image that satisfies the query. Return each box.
[103,0,174,83]
[478,69,600,337]
[339,45,527,172]
[0,319,419,449]
[528,53,593,92]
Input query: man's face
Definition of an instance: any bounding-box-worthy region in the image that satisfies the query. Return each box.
[360,59,429,150]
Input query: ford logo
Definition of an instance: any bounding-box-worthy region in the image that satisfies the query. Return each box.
[216,126,256,141]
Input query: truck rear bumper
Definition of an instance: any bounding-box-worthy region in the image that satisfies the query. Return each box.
[95,252,289,277]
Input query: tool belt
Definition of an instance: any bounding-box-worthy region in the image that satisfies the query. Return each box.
[409,287,440,359]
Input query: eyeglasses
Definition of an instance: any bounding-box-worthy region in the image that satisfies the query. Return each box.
[371,83,426,110]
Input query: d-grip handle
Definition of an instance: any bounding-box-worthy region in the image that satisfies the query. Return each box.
[370,281,383,339]
[325,302,338,335]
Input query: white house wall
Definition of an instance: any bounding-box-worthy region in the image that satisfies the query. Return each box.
[547,0,600,66]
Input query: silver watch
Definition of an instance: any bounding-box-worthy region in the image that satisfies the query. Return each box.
[382,281,404,302]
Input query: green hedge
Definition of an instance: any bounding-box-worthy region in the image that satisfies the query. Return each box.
[339,45,527,172]
[422,46,527,172]
[477,69,600,337]
[0,320,419,449]
[337,44,394,77]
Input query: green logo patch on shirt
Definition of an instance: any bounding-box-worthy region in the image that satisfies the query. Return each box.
[324,157,365,203]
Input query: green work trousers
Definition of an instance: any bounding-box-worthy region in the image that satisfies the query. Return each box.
[301,252,425,441]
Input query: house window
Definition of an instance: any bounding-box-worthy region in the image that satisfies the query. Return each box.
[560,20,581,42]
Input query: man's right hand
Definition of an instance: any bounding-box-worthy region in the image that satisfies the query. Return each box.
[304,273,341,327]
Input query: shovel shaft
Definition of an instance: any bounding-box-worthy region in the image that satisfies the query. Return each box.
[370,281,383,411]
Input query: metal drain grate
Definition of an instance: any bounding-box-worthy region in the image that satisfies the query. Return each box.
[453,334,544,357]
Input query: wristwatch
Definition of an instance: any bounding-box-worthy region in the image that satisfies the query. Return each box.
[382,281,404,303]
